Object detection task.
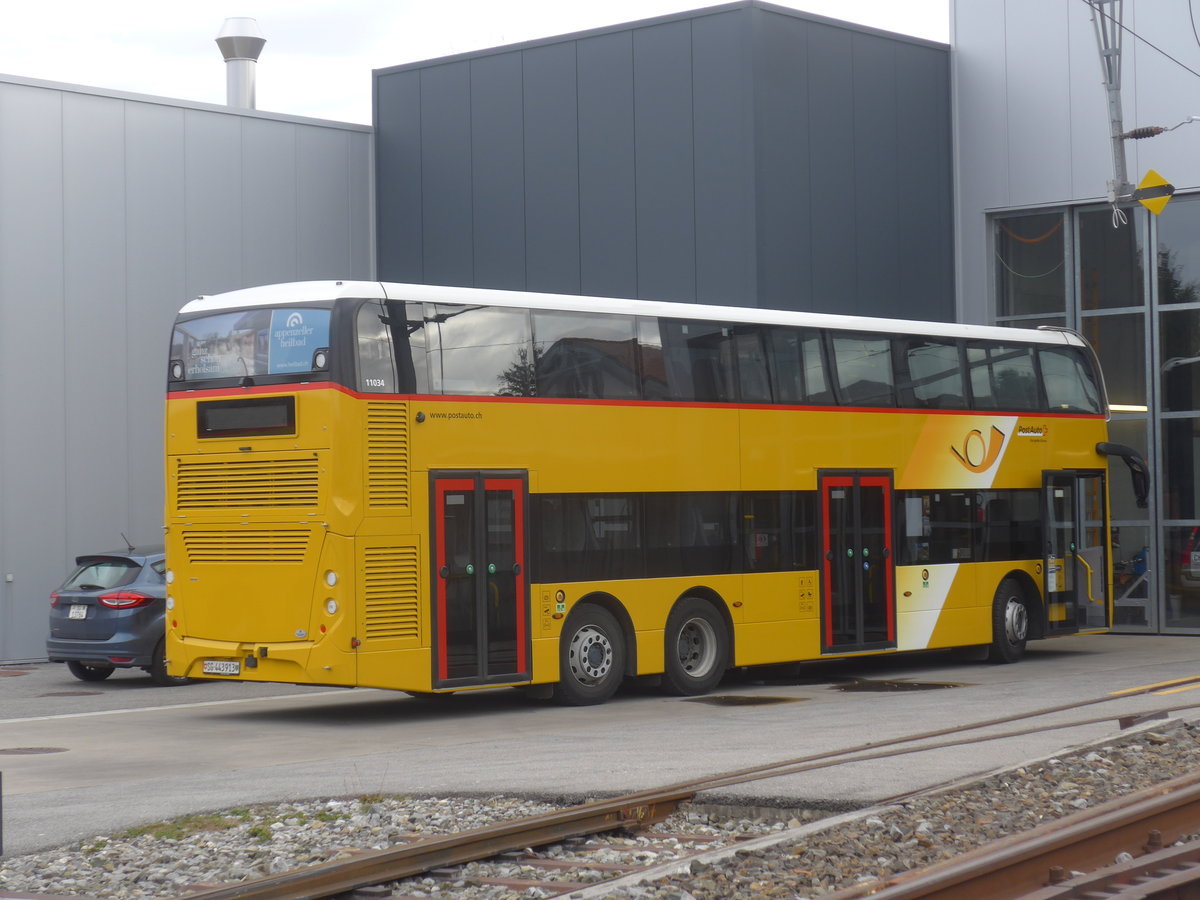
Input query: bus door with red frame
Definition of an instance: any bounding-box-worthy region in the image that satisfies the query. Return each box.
[431,472,530,688]
[820,471,896,652]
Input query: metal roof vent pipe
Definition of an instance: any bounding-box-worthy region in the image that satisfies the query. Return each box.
[215,17,266,109]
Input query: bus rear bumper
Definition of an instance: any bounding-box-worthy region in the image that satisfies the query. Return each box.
[171,635,355,685]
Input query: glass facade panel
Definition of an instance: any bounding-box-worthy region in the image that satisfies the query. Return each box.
[1079,209,1145,309]
[1112,523,1151,627]
[1161,308,1200,411]
[996,213,1066,317]
[1082,314,1145,408]
[1107,418,1150,522]
[1162,525,1200,628]
[1162,417,1200,519]
[1157,194,1200,304]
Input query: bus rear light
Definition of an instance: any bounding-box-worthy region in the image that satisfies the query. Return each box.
[98,590,156,609]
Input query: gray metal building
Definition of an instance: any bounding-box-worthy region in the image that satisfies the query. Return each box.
[951,0,1200,634]
[373,0,953,319]
[0,74,372,662]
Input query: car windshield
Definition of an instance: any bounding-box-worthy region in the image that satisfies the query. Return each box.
[61,558,140,591]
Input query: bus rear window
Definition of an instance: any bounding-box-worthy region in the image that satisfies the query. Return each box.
[197,397,296,438]
[171,307,331,381]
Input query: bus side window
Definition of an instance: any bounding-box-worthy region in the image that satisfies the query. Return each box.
[1040,346,1102,413]
[429,305,534,396]
[895,339,965,409]
[356,300,396,393]
[532,310,638,400]
[734,329,772,403]
[767,328,832,405]
[968,343,1041,411]
[831,333,896,407]
[659,320,735,402]
[897,491,973,564]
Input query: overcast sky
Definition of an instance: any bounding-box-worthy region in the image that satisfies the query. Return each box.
[0,1,950,125]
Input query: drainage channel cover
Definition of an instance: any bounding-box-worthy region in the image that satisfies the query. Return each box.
[684,695,806,706]
[831,678,969,692]
[0,747,69,755]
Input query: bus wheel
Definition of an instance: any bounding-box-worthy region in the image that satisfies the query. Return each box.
[663,598,728,696]
[553,605,625,706]
[988,577,1029,664]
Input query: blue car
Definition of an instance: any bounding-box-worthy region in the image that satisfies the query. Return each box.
[46,546,189,686]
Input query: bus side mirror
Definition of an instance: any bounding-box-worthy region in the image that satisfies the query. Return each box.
[1096,442,1150,509]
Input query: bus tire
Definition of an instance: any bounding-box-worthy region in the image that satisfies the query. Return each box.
[663,597,728,695]
[553,605,625,706]
[149,640,192,686]
[988,577,1029,664]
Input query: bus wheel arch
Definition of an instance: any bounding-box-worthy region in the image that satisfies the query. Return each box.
[662,590,731,696]
[552,595,631,706]
[988,572,1041,664]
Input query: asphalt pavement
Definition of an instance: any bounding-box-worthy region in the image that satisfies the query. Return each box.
[2,634,1199,858]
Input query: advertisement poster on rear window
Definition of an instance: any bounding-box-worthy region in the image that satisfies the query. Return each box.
[267,309,330,373]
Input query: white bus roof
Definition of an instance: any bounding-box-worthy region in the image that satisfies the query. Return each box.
[179,280,1083,347]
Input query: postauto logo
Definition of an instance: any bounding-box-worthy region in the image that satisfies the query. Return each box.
[951,425,1005,474]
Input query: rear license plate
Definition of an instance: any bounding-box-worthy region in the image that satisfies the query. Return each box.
[202,659,241,676]
[68,605,87,620]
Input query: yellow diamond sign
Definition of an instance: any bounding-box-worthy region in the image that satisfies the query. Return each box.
[1134,169,1175,215]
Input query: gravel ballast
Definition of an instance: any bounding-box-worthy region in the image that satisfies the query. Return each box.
[2,719,1199,899]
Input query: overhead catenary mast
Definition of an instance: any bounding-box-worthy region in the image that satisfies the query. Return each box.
[1090,0,1134,206]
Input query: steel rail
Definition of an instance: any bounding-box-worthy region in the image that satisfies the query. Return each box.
[169,681,1200,900]
[1021,837,1200,898]
[823,769,1200,900]
[177,792,692,900]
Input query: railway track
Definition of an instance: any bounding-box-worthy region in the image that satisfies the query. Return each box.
[170,682,1200,900]
[12,678,1200,900]
[824,769,1200,899]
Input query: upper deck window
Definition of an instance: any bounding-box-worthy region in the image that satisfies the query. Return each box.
[1040,346,1102,413]
[171,307,331,383]
[830,333,896,407]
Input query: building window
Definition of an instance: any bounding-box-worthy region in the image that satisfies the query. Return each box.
[995,212,1067,322]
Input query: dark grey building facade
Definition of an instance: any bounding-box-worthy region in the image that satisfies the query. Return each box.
[373,1,952,319]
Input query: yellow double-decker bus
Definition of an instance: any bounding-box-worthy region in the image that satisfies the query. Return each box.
[163,281,1148,704]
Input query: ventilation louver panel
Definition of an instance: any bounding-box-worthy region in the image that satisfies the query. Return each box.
[362,545,420,641]
[366,402,410,510]
[182,529,311,564]
[176,458,320,509]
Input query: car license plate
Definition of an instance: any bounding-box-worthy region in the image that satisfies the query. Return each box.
[68,605,87,620]
[202,659,241,676]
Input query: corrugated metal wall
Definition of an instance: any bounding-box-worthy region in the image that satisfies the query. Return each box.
[373,0,953,318]
[0,76,372,662]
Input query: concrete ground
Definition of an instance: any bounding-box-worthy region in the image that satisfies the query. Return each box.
[2,633,1198,857]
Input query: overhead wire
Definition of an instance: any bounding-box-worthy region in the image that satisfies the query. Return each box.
[1082,0,1200,83]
